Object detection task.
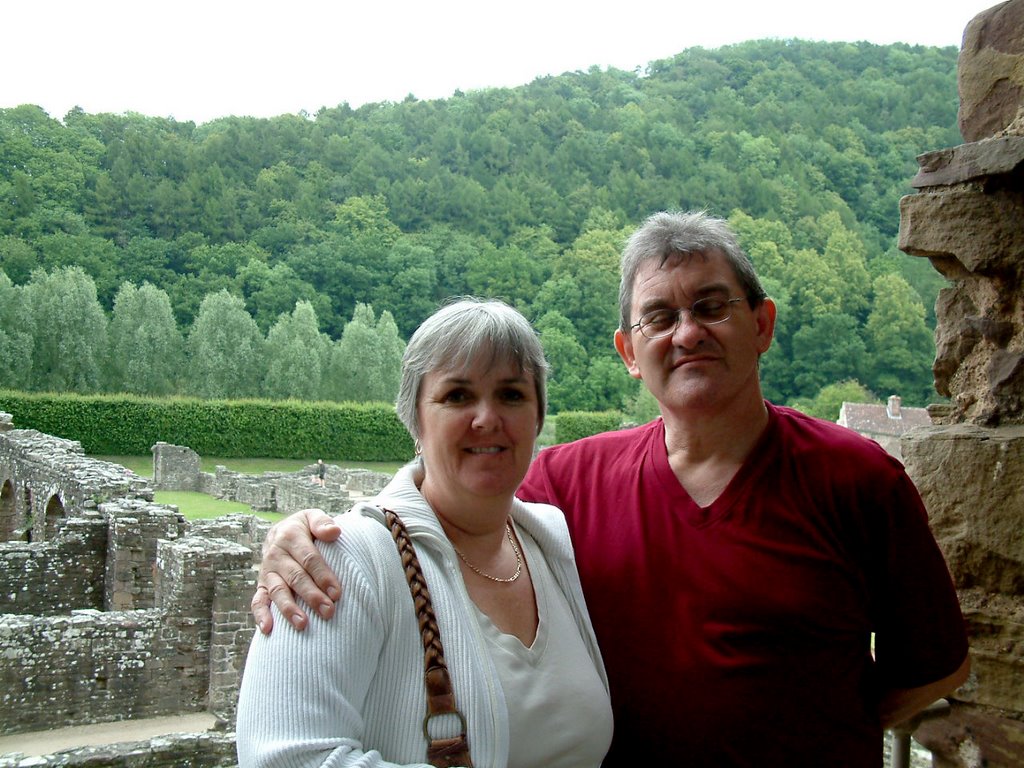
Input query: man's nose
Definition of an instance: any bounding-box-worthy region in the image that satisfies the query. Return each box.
[671,308,708,344]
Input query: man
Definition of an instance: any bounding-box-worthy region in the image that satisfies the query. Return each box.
[253,211,969,766]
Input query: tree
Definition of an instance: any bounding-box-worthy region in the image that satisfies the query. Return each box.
[819,211,871,318]
[36,232,121,308]
[788,314,868,400]
[373,310,406,404]
[626,385,662,425]
[791,379,878,421]
[536,311,593,413]
[535,221,627,357]
[237,259,330,334]
[186,289,265,399]
[0,272,33,390]
[585,354,638,412]
[0,235,39,284]
[0,43,965,409]
[106,282,184,395]
[118,236,179,288]
[369,242,439,338]
[863,273,935,403]
[23,266,108,393]
[263,301,329,400]
[464,241,548,312]
[783,247,846,322]
[324,303,404,403]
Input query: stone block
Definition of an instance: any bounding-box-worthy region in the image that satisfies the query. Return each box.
[902,424,1024,591]
[958,0,1024,142]
[916,702,1024,768]
[898,186,1024,274]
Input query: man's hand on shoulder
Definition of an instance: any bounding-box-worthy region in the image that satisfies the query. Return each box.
[252,508,342,634]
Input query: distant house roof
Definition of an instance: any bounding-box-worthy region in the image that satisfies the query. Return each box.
[837,395,931,438]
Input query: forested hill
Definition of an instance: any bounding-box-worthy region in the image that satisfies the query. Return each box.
[0,39,959,414]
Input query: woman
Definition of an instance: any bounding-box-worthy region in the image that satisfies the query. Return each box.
[236,298,612,768]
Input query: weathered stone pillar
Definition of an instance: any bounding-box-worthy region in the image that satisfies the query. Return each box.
[207,565,258,724]
[898,2,1024,766]
[152,441,203,491]
[103,499,185,610]
[154,536,252,714]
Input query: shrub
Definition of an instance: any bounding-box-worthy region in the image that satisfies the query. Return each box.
[0,390,413,461]
[554,410,624,444]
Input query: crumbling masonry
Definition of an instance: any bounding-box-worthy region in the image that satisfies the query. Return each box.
[897,1,1024,765]
[0,415,389,766]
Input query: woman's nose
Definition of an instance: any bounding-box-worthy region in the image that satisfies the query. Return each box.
[472,400,501,429]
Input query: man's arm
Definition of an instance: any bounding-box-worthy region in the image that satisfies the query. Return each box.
[878,654,970,729]
[251,508,343,634]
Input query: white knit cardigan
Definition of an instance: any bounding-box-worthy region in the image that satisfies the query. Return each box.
[236,463,608,768]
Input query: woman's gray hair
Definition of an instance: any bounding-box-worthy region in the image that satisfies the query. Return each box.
[618,210,768,332]
[396,298,548,440]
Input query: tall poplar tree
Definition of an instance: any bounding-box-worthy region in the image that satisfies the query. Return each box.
[263,301,329,400]
[23,266,108,393]
[106,282,184,395]
[186,290,265,399]
[324,303,404,403]
[0,273,33,390]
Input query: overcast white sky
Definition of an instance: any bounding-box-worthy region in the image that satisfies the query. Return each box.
[2,0,999,125]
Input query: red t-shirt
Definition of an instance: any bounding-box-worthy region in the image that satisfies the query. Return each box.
[517,403,967,767]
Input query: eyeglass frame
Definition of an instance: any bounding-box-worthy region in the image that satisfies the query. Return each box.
[629,297,746,339]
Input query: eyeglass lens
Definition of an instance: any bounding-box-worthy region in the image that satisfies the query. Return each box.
[638,298,735,338]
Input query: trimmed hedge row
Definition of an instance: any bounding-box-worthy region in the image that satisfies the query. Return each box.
[554,410,624,444]
[0,390,414,461]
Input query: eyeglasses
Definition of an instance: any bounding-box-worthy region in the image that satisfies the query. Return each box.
[630,297,745,339]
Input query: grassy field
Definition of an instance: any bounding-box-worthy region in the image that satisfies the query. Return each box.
[152,490,280,521]
[94,455,404,520]
[97,455,406,478]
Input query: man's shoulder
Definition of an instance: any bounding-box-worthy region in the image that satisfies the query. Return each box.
[536,419,660,462]
[769,402,902,468]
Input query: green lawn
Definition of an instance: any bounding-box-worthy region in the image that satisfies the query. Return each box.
[97,455,405,478]
[152,490,279,521]
[95,455,403,520]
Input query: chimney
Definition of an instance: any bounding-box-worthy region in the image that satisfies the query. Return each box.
[886,395,902,419]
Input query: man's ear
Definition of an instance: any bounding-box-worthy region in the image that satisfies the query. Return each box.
[614,329,643,380]
[755,298,777,356]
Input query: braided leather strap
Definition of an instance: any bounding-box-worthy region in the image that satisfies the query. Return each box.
[383,508,474,768]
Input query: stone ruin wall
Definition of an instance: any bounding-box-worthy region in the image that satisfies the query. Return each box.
[0,416,268,762]
[0,423,249,761]
[897,2,1024,766]
[1,535,253,732]
[152,441,389,518]
[0,416,393,765]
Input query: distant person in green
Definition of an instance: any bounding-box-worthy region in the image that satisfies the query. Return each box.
[314,458,325,487]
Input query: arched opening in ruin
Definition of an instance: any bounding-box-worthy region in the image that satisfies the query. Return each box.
[0,480,15,541]
[23,487,33,542]
[44,494,65,539]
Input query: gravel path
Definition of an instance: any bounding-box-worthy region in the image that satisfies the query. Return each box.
[0,713,218,758]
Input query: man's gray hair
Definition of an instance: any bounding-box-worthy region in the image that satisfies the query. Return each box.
[396,298,548,440]
[618,210,768,332]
